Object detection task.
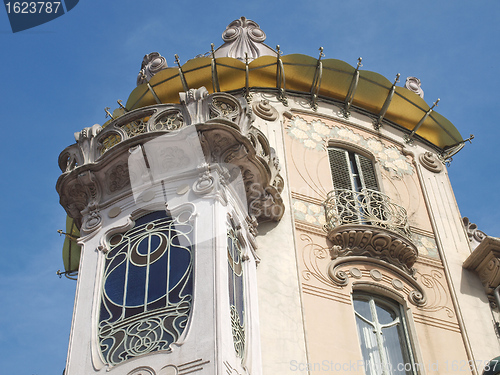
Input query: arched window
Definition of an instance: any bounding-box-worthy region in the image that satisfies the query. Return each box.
[353,293,417,375]
[98,210,194,366]
[327,147,386,226]
[327,147,378,193]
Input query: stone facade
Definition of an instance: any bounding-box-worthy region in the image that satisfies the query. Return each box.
[57,17,500,375]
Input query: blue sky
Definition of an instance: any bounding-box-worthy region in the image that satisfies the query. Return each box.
[0,1,499,374]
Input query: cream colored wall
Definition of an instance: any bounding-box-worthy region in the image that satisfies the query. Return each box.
[280,104,479,374]
[250,92,499,375]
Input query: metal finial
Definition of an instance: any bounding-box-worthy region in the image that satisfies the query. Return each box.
[405,97,441,143]
[104,107,114,119]
[175,54,181,66]
[276,45,282,55]
[465,134,475,144]
[57,229,78,241]
[318,47,325,59]
[357,57,363,69]
[211,43,215,55]
[117,100,126,110]
[394,73,401,84]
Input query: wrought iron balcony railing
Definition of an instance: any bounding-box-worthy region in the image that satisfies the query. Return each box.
[323,188,411,239]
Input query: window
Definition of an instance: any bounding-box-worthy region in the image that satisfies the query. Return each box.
[98,210,194,366]
[327,147,383,226]
[228,225,245,359]
[353,294,417,375]
[327,147,378,193]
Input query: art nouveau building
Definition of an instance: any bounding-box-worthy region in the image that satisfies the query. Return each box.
[57,17,500,375]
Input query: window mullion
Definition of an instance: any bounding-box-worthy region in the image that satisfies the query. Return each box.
[369,298,391,375]
[122,239,131,320]
[144,233,151,311]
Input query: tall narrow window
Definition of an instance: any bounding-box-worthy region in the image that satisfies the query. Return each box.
[227,225,245,359]
[328,147,378,193]
[98,210,194,366]
[327,147,387,226]
[353,294,416,375]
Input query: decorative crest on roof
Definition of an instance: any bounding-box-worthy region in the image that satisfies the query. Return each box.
[137,52,168,86]
[405,76,424,98]
[214,16,276,62]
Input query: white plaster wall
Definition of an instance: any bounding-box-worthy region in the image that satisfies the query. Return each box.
[251,94,309,375]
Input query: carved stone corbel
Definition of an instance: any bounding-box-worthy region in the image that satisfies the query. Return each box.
[77,171,102,233]
[327,225,418,276]
[74,124,102,165]
[463,236,500,303]
[58,170,102,231]
[180,87,209,124]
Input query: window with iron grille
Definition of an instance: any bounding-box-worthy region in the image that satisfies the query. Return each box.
[98,210,194,366]
[228,225,245,359]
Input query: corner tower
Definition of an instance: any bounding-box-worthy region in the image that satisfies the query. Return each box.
[57,17,499,375]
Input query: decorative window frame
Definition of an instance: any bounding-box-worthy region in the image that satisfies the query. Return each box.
[351,289,420,375]
[327,259,426,375]
[227,217,247,360]
[224,211,260,371]
[90,202,197,370]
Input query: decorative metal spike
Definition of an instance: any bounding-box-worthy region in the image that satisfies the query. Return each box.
[405,98,440,143]
[275,45,287,106]
[341,57,363,119]
[373,73,401,130]
[244,52,252,102]
[117,100,127,111]
[318,46,325,59]
[394,73,401,84]
[104,107,114,119]
[310,47,324,111]
[356,57,363,69]
[210,43,220,92]
[175,54,189,92]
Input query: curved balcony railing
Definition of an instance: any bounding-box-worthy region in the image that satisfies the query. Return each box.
[323,188,411,239]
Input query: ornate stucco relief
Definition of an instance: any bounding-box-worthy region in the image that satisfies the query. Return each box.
[286,115,414,176]
[291,197,326,227]
[285,113,434,233]
[297,231,456,325]
[413,233,440,259]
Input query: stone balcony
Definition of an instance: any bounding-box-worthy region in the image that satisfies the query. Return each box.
[56,87,285,230]
[323,188,418,275]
